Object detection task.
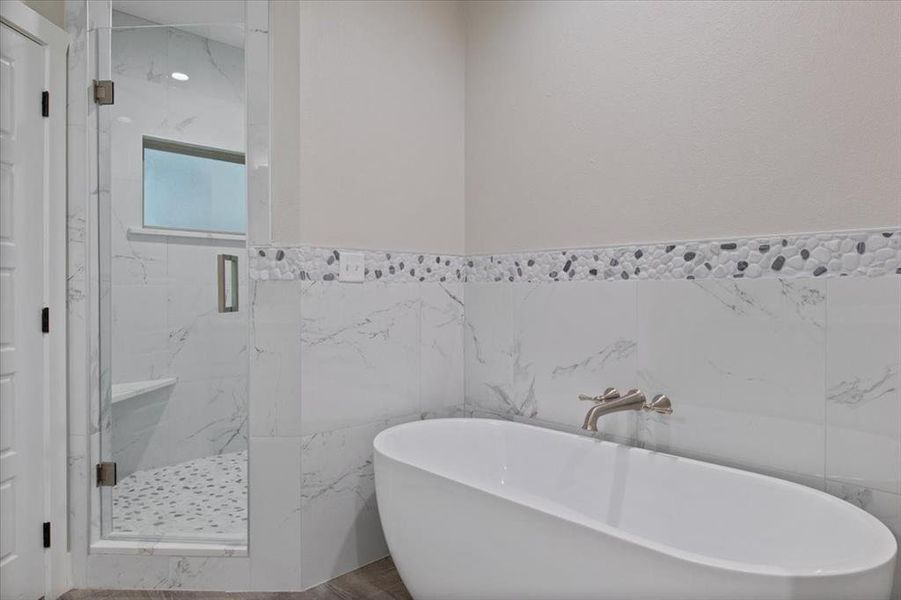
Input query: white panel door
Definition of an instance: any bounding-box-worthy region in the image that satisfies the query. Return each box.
[0,22,46,600]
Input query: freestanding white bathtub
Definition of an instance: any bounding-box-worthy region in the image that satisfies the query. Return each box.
[374,419,896,600]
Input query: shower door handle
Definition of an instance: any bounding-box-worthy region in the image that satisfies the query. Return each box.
[218,254,239,312]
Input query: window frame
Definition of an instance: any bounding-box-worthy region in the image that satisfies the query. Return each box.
[141,135,247,235]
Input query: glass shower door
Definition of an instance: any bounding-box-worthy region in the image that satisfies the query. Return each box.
[94,2,249,545]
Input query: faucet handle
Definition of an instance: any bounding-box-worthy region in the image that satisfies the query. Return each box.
[578,387,620,403]
[643,394,673,415]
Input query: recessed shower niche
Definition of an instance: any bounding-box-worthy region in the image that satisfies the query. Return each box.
[95,1,248,544]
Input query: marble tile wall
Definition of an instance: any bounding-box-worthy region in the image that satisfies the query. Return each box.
[106,15,248,476]
[248,233,898,592]
[249,277,464,589]
[464,271,901,597]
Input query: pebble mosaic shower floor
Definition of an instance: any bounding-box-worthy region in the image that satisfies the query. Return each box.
[111,451,247,540]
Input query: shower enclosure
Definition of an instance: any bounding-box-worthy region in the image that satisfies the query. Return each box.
[93,1,249,545]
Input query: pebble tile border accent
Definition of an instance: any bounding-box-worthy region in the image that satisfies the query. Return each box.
[250,229,900,283]
[250,246,468,283]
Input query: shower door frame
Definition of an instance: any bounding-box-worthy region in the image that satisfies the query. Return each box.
[76,0,272,560]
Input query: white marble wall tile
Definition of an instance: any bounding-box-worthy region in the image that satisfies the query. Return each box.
[826,277,901,494]
[167,240,246,287]
[69,173,96,579]
[249,280,303,437]
[112,372,248,477]
[825,482,901,600]
[164,304,247,385]
[166,26,244,105]
[637,278,827,478]
[110,388,171,477]
[464,283,517,415]
[244,4,270,246]
[109,185,169,287]
[420,282,464,416]
[168,556,250,591]
[110,20,168,81]
[85,554,172,589]
[300,282,420,435]
[67,433,91,584]
[300,416,416,589]
[514,281,639,441]
[248,436,303,591]
[163,376,248,462]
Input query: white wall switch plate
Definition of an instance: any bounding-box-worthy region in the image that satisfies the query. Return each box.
[339,251,365,282]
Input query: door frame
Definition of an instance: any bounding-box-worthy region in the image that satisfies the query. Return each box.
[0,2,68,598]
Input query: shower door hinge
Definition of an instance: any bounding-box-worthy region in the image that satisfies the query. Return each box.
[93,80,115,105]
[41,307,49,333]
[43,522,51,548]
[96,462,118,487]
[41,91,49,117]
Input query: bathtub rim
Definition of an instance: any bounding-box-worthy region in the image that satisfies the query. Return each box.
[374,417,897,580]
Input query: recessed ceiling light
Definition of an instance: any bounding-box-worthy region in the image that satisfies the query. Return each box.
[171,72,189,81]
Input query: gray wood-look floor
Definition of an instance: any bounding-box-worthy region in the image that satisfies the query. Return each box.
[59,557,412,600]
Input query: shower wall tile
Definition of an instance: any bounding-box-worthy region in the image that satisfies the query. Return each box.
[67,433,90,584]
[826,277,901,495]
[515,281,639,442]
[167,239,245,286]
[168,27,245,104]
[249,436,303,591]
[420,283,465,416]
[66,26,92,567]
[110,18,168,80]
[110,388,171,477]
[464,283,517,415]
[825,482,901,600]
[245,7,270,246]
[249,280,304,437]
[300,282,421,435]
[165,376,248,459]
[85,554,172,589]
[111,374,248,478]
[165,289,248,383]
[637,279,827,478]
[300,415,417,589]
[168,556,251,590]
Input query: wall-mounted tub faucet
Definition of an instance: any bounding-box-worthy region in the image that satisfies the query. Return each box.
[579,388,673,432]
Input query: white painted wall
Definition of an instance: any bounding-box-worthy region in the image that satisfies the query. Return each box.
[275,0,465,254]
[465,0,901,254]
[271,0,301,246]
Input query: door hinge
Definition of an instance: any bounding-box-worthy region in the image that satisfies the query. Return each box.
[41,307,49,333]
[93,80,114,105]
[96,462,117,487]
[41,91,49,117]
[43,522,51,548]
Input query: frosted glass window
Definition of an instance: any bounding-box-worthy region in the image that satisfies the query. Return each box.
[143,137,245,234]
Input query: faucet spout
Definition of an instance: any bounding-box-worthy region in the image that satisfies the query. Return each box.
[581,388,646,432]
